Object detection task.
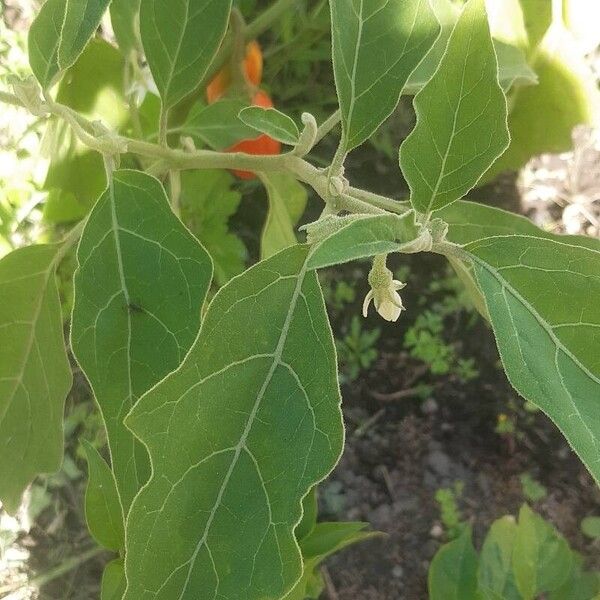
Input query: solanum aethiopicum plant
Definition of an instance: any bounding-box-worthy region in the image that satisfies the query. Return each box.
[0,0,599,599]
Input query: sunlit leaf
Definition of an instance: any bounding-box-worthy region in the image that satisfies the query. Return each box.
[71,170,213,511]
[330,0,439,152]
[0,244,72,514]
[400,0,509,214]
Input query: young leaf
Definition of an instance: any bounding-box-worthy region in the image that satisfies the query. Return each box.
[110,0,141,56]
[512,504,573,597]
[180,169,246,285]
[0,244,72,514]
[28,0,111,90]
[140,0,233,109]
[239,107,300,146]
[478,516,521,600]
[299,521,379,560]
[428,527,480,600]
[400,0,510,215]
[71,170,213,511]
[123,245,344,600]
[259,173,307,260]
[83,441,124,552]
[295,487,318,542]
[101,559,127,600]
[549,553,600,600]
[330,0,439,152]
[182,99,257,150]
[306,211,422,270]
[465,236,600,484]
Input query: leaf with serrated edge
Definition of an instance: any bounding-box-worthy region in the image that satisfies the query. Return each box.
[123,214,423,598]
[0,244,72,514]
[400,0,509,214]
[71,170,213,512]
[330,0,439,152]
[140,0,233,109]
[83,441,124,552]
[466,236,600,483]
[259,173,307,260]
[123,245,344,599]
[28,0,111,90]
[239,107,300,145]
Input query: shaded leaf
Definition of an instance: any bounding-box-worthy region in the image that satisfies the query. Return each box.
[83,441,124,552]
[110,0,141,56]
[71,170,212,512]
[0,244,72,514]
[330,0,439,152]
[259,173,307,260]
[101,559,127,600]
[239,107,300,146]
[140,0,233,109]
[28,0,111,89]
[295,487,318,542]
[549,553,600,600]
[429,527,479,600]
[124,244,344,600]
[581,516,600,540]
[400,0,509,214]
[465,236,600,484]
[180,169,246,286]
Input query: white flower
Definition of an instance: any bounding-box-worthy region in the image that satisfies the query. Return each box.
[362,280,406,322]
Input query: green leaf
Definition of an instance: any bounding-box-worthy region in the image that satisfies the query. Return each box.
[464,235,600,483]
[512,505,573,598]
[123,244,344,600]
[101,559,127,600]
[239,107,300,146]
[83,441,124,552]
[259,173,307,260]
[140,0,233,109]
[549,554,600,600]
[71,170,213,512]
[478,516,522,600]
[580,516,600,540]
[306,211,422,270]
[28,0,111,89]
[429,527,480,600]
[330,0,439,152]
[182,99,257,150]
[295,487,318,542]
[400,0,510,214]
[0,244,72,514]
[180,169,246,286]
[110,0,141,56]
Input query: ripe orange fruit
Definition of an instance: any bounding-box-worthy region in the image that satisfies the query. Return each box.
[206,41,263,104]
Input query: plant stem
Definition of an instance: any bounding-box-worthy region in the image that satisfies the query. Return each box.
[314,110,341,145]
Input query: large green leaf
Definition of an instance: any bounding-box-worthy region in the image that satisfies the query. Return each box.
[71,170,212,512]
[330,0,439,152]
[123,244,344,600]
[0,244,72,514]
[428,527,479,600]
[512,505,573,598]
[400,0,509,214]
[464,235,600,483]
[478,516,522,600]
[140,0,233,109]
[28,0,111,90]
[259,173,307,260]
[180,169,246,286]
[83,441,124,552]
